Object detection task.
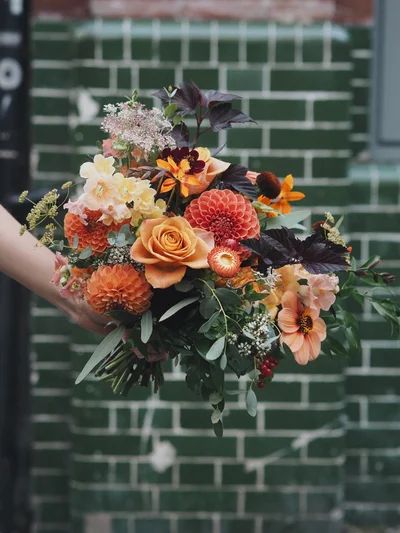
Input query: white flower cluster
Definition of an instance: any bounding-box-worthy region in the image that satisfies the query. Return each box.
[238,313,275,358]
[102,102,175,156]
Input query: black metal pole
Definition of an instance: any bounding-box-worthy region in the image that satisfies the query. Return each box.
[0,1,32,532]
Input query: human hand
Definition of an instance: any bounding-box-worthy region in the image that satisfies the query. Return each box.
[60,298,112,335]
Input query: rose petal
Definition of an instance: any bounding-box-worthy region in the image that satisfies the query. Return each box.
[144,263,187,289]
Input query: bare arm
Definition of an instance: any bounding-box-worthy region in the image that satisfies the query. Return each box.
[0,204,108,334]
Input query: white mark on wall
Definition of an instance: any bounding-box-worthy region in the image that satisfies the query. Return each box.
[149,440,177,473]
[71,89,99,128]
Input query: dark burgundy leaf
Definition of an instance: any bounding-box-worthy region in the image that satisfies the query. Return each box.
[170,123,190,147]
[209,103,253,131]
[218,164,258,199]
[242,228,349,274]
[152,87,171,106]
[172,81,203,114]
[204,90,241,106]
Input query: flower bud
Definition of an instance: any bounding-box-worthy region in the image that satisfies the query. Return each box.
[256,172,281,199]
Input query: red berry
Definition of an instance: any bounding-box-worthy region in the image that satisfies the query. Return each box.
[268,357,279,368]
[261,365,273,377]
[257,379,266,389]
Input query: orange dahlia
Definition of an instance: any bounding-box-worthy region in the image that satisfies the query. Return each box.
[64,209,123,254]
[184,189,260,245]
[85,264,152,315]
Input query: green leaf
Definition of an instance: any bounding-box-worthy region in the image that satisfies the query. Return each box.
[209,391,223,405]
[79,246,92,259]
[211,408,222,424]
[205,336,226,361]
[199,297,219,318]
[246,388,257,417]
[213,420,224,438]
[140,310,153,343]
[75,326,125,384]
[265,210,311,230]
[220,351,227,370]
[175,279,194,293]
[215,287,241,307]
[159,297,199,322]
[198,311,220,333]
[72,234,79,249]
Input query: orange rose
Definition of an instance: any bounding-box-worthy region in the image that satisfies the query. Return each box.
[130,216,214,288]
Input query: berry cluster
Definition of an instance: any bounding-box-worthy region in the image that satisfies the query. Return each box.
[257,355,279,388]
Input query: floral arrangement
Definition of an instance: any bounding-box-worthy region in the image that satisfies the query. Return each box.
[22,82,400,435]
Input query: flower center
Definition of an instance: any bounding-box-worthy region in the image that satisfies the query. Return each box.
[209,214,235,244]
[298,313,313,334]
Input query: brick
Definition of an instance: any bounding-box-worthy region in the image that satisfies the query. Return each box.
[227,68,263,91]
[72,433,147,455]
[246,41,268,63]
[33,38,72,61]
[75,66,110,89]
[33,473,69,496]
[180,463,214,485]
[226,127,263,149]
[265,463,342,486]
[32,67,72,89]
[182,68,219,89]
[306,490,341,512]
[312,156,348,178]
[177,518,213,533]
[313,99,349,121]
[270,128,349,150]
[347,429,400,449]
[270,69,350,92]
[249,99,306,121]
[72,460,109,483]
[167,436,236,457]
[102,38,124,60]
[71,488,153,512]
[159,40,182,62]
[221,519,256,533]
[189,39,211,62]
[219,40,240,62]
[138,463,172,484]
[139,68,176,89]
[222,463,256,485]
[245,490,299,514]
[265,409,341,431]
[248,156,305,178]
[370,347,400,368]
[160,489,237,512]
[131,38,155,60]
[245,436,300,458]
[136,519,171,533]
[346,480,400,503]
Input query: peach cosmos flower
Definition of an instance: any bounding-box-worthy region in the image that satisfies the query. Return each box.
[157,147,230,197]
[299,273,339,311]
[278,291,326,365]
[130,216,214,288]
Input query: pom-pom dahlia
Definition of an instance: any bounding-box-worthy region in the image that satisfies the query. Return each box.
[85,264,152,315]
[64,209,124,253]
[184,189,260,245]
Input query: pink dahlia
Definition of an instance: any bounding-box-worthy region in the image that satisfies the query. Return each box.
[184,189,260,245]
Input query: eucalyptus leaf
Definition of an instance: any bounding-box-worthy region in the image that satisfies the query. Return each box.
[265,210,310,230]
[205,336,226,361]
[211,409,222,424]
[209,391,223,405]
[198,311,220,333]
[79,246,92,260]
[246,388,258,417]
[75,325,125,384]
[213,420,224,438]
[72,234,79,249]
[159,297,199,322]
[219,352,227,370]
[140,310,153,344]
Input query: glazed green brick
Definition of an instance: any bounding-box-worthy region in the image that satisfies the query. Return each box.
[351,27,371,50]
[32,394,70,416]
[353,56,370,79]
[302,40,324,63]
[72,460,109,483]
[39,500,70,523]
[346,401,360,423]
[369,401,400,423]
[177,518,213,533]
[300,184,349,205]
[159,40,182,62]
[117,67,132,89]
[34,20,69,33]
[275,38,295,63]
[270,128,349,150]
[265,409,340,431]
[32,124,70,145]
[222,463,256,485]
[31,315,71,335]
[370,347,400,367]
[115,461,131,483]
[270,69,350,92]
[33,38,72,61]
[102,38,124,60]
[72,433,146,455]
[307,435,344,458]
[159,381,201,402]
[352,111,368,134]
[245,490,299,514]
[369,240,400,259]
[76,37,95,59]
[189,39,211,62]
[32,448,70,470]
[378,182,400,204]
[136,518,171,533]
[35,421,70,441]
[346,508,400,529]
[313,99,349,121]
[262,382,302,403]
[74,380,152,402]
[112,518,129,533]
[348,212,400,232]
[261,519,342,533]
[159,489,237,512]
[227,68,263,91]
[245,436,300,458]
[248,156,305,177]
[34,473,69,496]
[352,85,369,107]
[72,406,109,428]
[138,462,172,484]
[265,463,342,486]
[249,99,306,121]
[359,319,394,340]
[32,96,70,117]
[131,38,154,60]
[312,156,348,178]
[35,368,71,390]
[182,68,219,89]
[345,455,361,476]
[75,66,110,89]
[222,520,258,533]
[369,455,400,477]
[180,463,214,485]
[226,127,262,149]
[246,41,268,63]
[331,39,350,62]
[309,381,346,403]
[348,181,372,204]
[71,488,153,512]
[32,68,71,89]
[116,408,131,429]
[307,491,340,513]
[167,436,236,457]
[180,408,210,429]
[223,409,257,430]
[346,481,400,503]
[219,40,240,62]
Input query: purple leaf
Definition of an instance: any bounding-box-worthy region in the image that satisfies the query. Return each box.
[209,103,254,131]
[218,164,258,199]
[204,90,241,106]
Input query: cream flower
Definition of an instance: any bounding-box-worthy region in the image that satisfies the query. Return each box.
[80,153,115,180]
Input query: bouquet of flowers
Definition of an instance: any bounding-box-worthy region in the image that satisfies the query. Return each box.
[22,82,400,435]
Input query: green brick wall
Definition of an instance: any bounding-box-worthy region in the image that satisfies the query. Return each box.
[30,19,400,533]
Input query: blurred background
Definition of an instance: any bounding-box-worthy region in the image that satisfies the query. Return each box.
[1,0,400,532]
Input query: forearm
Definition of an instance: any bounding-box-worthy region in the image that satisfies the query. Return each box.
[0,204,72,313]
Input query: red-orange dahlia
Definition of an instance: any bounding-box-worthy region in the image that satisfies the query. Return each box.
[85,264,152,315]
[184,189,260,245]
[64,209,123,254]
